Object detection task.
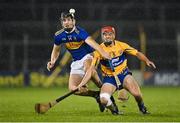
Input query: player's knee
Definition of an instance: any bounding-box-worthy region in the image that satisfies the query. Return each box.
[100,97,108,105]
[100,93,112,106]
[68,86,72,91]
[68,86,76,92]
[131,90,141,97]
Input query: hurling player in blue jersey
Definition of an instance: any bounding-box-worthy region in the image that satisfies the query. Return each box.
[47,9,111,112]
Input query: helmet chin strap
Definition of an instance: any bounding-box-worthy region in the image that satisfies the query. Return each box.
[64,28,73,32]
[64,26,75,33]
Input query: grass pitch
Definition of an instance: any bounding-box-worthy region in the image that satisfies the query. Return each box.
[0,86,180,122]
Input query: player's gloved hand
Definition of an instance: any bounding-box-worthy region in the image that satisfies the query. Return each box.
[146,60,156,69]
[47,61,55,71]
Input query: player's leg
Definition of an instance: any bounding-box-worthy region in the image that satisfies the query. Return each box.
[84,58,102,88]
[68,54,105,112]
[68,74,99,97]
[83,57,105,112]
[100,83,121,115]
[84,57,119,112]
[117,89,129,102]
[123,75,149,114]
[117,70,129,102]
[69,74,105,112]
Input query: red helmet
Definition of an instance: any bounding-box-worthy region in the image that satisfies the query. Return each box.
[101,26,115,34]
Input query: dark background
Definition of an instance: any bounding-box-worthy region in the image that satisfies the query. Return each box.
[0,0,179,73]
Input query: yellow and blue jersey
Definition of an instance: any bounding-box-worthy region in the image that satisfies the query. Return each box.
[54,26,94,61]
[93,40,138,76]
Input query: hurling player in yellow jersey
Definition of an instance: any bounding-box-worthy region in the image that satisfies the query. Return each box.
[77,26,156,115]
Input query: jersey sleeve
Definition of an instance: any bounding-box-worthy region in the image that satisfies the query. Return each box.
[79,28,89,41]
[54,35,61,45]
[91,51,101,66]
[120,42,138,56]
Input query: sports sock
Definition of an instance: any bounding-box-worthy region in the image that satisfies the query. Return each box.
[110,96,115,102]
[135,96,143,106]
[138,102,145,109]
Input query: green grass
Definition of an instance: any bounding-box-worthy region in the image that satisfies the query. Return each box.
[0,86,180,122]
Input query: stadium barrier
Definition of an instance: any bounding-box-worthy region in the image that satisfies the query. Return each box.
[0,71,179,87]
[0,72,69,87]
[144,71,180,86]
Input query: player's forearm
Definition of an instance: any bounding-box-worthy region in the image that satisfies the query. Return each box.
[85,37,106,56]
[51,50,59,64]
[78,67,93,87]
[78,57,98,88]
[136,52,150,63]
[94,45,107,57]
[50,45,60,64]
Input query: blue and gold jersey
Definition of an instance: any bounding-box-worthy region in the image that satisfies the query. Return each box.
[54,26,94,61]
[93,40,138,76]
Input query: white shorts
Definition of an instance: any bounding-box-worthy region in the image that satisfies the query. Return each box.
[70,54,93,76]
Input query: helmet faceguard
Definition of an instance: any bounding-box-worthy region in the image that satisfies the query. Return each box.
[101,26,115,46]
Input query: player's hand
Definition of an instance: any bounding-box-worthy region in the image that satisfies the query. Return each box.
[146,61,156,69]
[78,86,88,93]
[47,61,55,71]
